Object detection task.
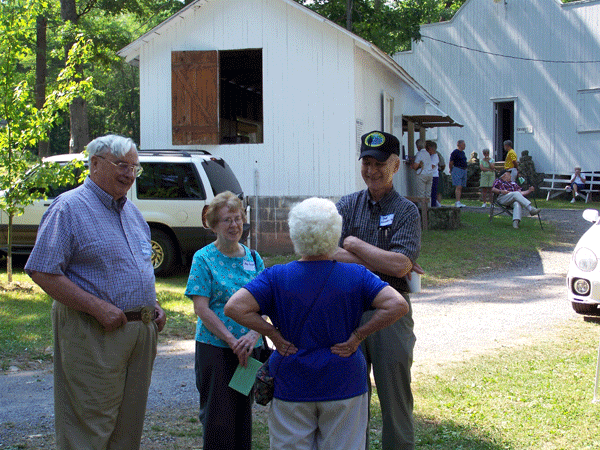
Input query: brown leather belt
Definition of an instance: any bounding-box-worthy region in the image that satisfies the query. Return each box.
[124,306,155,324]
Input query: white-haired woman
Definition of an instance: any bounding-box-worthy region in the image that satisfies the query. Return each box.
[225,197,408,450]
[185,191,265,450]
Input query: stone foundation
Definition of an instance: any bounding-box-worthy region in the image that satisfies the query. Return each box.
[428,206,461,230]
[248,196,315,254]
[247,195,461,254]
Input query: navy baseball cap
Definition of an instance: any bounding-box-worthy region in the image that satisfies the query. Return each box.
[359,131,400,162]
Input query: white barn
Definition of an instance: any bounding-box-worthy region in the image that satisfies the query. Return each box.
[118,0,456,251]
[393,0,600,174]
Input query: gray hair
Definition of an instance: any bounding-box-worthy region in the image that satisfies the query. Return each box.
[86,134,137,163]
[288,197,342,257]
[503,140,513,147]
[415,138,425,149]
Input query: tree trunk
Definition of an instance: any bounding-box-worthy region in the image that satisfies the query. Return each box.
[60,0,89,153]
[7,214,13,283]
[346,0,352,31]
[36,14,49,157]
[69,97,89,153]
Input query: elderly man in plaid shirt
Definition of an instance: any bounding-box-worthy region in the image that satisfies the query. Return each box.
[25,134,166,450]
[492,169,541,228]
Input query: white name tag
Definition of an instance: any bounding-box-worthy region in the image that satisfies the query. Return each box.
[379,214,394,227]
[243,260,256,271]
[140,240,152,257]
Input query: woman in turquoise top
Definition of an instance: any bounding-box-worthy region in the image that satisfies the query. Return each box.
[185,191,265,450]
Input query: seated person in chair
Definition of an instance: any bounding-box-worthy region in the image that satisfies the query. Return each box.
[564,167,586,204]
[492,170,541,229]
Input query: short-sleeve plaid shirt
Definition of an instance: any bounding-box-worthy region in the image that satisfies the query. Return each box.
[336,188,421,293]
[25,177,156,311]
[492,177,521,192]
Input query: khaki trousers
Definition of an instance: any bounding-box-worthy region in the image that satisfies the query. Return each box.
[362,294,416,450]
[415,174,433,199]
[497,191,532,222]
[52,301,158,450]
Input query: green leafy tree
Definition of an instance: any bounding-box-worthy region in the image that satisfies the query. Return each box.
[295,0,465,54]
[38,0,186,152]
[0,0,92,281]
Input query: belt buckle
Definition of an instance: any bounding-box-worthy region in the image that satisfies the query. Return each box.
[141,306,154,324]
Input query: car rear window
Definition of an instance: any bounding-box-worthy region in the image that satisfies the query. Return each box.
[137,163,207,200]
[202,158,243,196]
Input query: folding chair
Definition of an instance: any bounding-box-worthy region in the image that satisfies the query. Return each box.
[488,182,543,230]
[489,193,513,221]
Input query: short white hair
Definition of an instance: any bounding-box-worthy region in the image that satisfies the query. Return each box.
[288,197,342,257]
[86,134,137,162]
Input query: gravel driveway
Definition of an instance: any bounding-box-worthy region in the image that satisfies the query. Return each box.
[0,208,594,448]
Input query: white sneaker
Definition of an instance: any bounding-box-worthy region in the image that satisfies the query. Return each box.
[481,203,487,208]
[570,198,576,204]
[455,201,466,208]
[435,201,442,207]
[529,207,541,216]
[513,220,520,229]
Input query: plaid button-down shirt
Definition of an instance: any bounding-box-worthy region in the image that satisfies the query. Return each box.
[25,177,155,311]
[336,188,421,293]
[492,177,521,192]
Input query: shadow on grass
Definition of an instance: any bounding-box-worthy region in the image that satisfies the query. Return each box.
[0,293,53,361]
[156,291,196,341]
[416,414,510,449]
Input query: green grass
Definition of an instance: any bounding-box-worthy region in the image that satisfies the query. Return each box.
[419,210,558,285]
[412,318,600,450]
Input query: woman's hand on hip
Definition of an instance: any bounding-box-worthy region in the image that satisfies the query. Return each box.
[330,337,361,358]
[269,330,298,356]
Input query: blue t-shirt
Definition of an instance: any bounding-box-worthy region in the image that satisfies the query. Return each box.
[244,260,388,402]
[185,243,265,347]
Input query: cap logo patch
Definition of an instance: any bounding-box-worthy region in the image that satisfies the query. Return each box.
[365,132,386,148]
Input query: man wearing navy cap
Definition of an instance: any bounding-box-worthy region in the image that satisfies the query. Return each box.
[333,130,422,450]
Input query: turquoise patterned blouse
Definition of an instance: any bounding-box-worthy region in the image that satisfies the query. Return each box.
[185,243,265,348]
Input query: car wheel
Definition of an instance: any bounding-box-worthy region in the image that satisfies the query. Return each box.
[572,302,600,316]
[150,229,176,276]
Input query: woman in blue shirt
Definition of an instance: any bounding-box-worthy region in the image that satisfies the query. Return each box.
[225,197,408,450]
[185,191,264,450]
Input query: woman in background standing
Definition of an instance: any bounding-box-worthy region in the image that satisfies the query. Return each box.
[479,148,496,208]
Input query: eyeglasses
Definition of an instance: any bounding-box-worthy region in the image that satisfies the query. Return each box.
[96,155,143,177]
[220,216,244,226]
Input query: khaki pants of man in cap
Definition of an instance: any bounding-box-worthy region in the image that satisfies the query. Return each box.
[53,301,158,450]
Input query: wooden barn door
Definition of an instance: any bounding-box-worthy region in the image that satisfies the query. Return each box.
[172,51,219,145]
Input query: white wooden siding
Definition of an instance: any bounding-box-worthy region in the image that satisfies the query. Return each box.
[393,0,600,173]
[139,0,359,198]
[129,0,437,199]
